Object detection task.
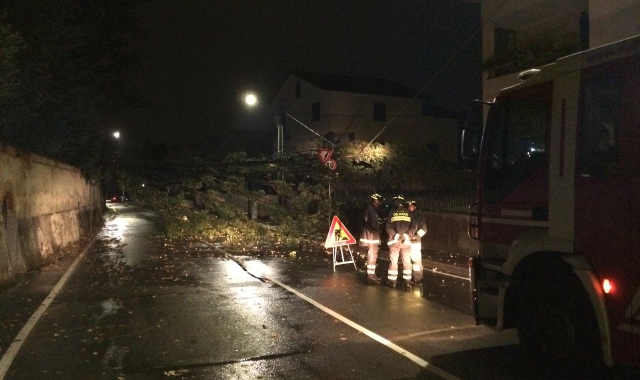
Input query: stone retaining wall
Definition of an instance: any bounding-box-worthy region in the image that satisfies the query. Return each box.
[0,143,102,286]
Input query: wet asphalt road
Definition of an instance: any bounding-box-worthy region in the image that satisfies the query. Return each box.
[1,204,639,380]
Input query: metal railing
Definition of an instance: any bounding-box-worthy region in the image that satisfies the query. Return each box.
[333,169,476,213]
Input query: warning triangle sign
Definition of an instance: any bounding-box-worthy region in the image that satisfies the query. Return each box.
[324,216,356,248]
[317,148,333,163]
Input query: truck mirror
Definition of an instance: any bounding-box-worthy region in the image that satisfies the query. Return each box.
[460,100,490,172]
[465,100,485,133]
[461,129,480,158]
[461,130,480,172]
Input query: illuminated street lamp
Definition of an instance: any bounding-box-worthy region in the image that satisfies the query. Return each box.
[113,131,120,139]
[244,93,258,107]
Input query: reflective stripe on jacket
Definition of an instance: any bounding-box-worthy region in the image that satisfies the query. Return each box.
[360,203,381,246]
[386,206,412,239]
[409,211,427,242]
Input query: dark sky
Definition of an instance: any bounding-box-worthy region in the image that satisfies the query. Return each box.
[117,0,481,146]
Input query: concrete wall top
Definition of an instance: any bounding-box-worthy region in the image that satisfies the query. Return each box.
[0,142,100,219]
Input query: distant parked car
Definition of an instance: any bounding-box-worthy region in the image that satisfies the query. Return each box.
[106,195,128,203]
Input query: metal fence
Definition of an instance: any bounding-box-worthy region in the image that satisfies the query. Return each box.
[333,169,476,214]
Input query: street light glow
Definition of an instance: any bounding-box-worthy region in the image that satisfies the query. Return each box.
[244,93,258,107]
[113,131,120,139]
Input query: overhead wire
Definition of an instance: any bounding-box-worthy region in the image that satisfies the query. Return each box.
[285,113,336,147]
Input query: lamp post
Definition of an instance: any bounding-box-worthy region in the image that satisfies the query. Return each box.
[244,92,288,208]
[111,130,122,157]
[244,92,283,157]
[276,115,283,156]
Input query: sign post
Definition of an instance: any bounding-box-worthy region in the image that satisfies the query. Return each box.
[324,216,357,271]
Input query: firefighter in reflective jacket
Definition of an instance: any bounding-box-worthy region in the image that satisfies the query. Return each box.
[360,193,384,285]
[406,200,426,282]
[385,195,414,290]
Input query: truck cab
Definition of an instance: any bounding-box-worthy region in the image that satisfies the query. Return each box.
[462,35,640,369]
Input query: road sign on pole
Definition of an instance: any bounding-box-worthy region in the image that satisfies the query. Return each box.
[317,148,337,170]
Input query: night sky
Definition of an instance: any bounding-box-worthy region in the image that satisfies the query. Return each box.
[117,0,482,146]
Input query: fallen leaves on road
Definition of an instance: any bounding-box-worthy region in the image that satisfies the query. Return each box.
[163,368,189,377]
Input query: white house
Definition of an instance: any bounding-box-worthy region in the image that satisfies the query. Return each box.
[269,71,460,163]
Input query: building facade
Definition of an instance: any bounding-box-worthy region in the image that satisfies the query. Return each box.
[269,71,460,163]
[481,0,640,100]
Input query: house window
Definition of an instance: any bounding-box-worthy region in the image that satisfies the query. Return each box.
[373,103,386,121]
[311,103,320,122]
[494,27,516,58]
[296,81,301,99]
[579,12,589,50]
[348,132,355,141]
[427,143,440,154]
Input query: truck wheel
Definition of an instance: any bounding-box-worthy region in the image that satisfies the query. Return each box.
[516,281,602,369]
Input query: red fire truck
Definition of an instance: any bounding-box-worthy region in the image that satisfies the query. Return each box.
[461,35,640,369]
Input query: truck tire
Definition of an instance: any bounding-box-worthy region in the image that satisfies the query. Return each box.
[516,279,602,370]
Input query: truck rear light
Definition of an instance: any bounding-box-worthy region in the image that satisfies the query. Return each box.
[603,279,613,294]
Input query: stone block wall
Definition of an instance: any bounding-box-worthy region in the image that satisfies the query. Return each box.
[0,143,102,286]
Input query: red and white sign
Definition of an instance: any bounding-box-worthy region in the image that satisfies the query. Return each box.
[324,216,356,248]
[317,148,337,170]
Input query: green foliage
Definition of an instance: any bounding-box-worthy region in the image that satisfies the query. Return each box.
[263,181,335,240]
[112,150,344,246]
[220,152,340,242]
[124,173,275,243]
[115,157,278,243]
[334,140,461,191]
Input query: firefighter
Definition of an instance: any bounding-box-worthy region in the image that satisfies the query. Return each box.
[385,194,414,290]
[406,200,426,283]
[359,193,384,285]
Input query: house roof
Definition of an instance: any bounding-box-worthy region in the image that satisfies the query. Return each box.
[291,70,429,99]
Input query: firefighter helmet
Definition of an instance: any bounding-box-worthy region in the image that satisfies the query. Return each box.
[392,194,404,206]
[406,200,417,206]
[370,193,383,201]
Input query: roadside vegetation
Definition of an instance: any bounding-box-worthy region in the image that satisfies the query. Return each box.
[117,152,335,247]
[115,139,472,248]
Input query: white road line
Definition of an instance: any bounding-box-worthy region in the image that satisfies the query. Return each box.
[391,325,480,341]
[265,276,463,380]
[212,245,463,380]
[0,237,97,380]
[427,269,470,281]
